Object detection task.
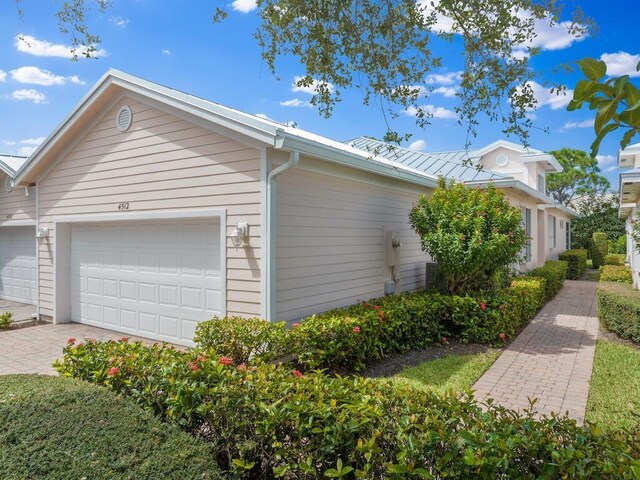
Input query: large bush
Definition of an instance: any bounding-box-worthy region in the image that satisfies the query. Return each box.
[559,249,588,279]
[571,208,626,251]
[592,232,609,268]
[600,265,633,284]
[609,235,627,255]
[597,282,640,343]
[409,179,527,294]
[55,340,640,479]
[528,260,568,301]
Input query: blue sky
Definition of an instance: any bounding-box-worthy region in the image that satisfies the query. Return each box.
[0,0,638,189]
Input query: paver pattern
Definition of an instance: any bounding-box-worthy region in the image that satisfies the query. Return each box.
[473,280,598,424]
[0,323,154,375]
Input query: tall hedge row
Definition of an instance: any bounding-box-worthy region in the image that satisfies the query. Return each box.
[592,232,608,269]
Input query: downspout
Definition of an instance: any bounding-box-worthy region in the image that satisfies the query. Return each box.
[265,147,300,321]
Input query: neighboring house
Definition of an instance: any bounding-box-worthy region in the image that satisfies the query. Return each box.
[3,69,575,345]
[0,154,36,305]
[618,143,640,287]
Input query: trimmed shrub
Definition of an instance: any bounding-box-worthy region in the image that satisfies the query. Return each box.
[609,235,627,255]
[600,265,633,284]
[194,316,288,364]
[56,340,640,479]
[597,282,640,343]
[559,249,588,279]
[604,253,626,266]
[0,311,13,329]
[592,232,608,268]
[510,276,546,319]
[528,260,568,301]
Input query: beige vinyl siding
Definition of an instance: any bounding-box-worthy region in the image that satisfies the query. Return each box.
[275,157,430,321]
[37,97,262,318]
[0,173,35,221]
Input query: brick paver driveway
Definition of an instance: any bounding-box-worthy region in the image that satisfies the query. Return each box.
[0,323,156,375]
[473,280,598,424]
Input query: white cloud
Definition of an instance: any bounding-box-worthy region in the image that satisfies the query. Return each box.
[279,98,312,108]
[433,86,458,98]
[109,16,129,28]
[11,89,46,104]
[559,119,594,131]
[19,137,46,146]
[162,49,172,55]
[16,146,38,156]
[408,139,427,151]
[231,0,257,13]
[600,51,640,78]
[292,76,335,95]
[0,70,5,82]
[255,113,271,120]
[596,154,616,168]
[424,71,462,85]
[254,112,297,128]
[524,81,572,110]
[15,34,106,58]
[1,140,16,146]
[10,66,83,86]
[404,104,457,120]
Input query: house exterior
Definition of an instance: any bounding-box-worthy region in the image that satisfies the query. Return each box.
[618,143,640,287]
[4,69,575,345]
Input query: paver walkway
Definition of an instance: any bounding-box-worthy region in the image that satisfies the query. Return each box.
[0,323,155,375]
[473,280,598,424]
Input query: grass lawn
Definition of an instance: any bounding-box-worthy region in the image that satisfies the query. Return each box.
[385,350,500,395]
[0,375,221,480]
[586,340,640,431]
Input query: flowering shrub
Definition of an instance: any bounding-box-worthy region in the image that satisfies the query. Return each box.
[559,249,588,279]
[194,315,288,364]
[600,265,633,284]
[55,339,640,479]
[409,179,527,294]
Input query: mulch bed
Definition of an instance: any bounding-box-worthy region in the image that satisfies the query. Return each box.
[364,342,503,378]
[0,319,50,332]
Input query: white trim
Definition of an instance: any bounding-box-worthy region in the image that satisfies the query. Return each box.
[259,147,268,320]
[0,219,36,227]
[35,184,39,319]
[52,208,228,334]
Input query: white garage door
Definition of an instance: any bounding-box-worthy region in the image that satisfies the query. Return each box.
[70,219,223,345]
[0,226,37,305]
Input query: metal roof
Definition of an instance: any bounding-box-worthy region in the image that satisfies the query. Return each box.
[347,137,508,182]
[0,154,28,177]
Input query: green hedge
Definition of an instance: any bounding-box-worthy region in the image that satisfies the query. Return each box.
[597,282,640,343]
[592,232,608,269]
[559,249,588,279]
[600,265,633,284]
[604,254,626,266]
[528,260,568,301]
[55,340,640,479]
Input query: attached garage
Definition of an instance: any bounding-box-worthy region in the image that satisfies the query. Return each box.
[0,226,37,305]
[56,214,226,346]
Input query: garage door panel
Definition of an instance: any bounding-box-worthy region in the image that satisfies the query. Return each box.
[0,227,37,305]
[70,219,223,345]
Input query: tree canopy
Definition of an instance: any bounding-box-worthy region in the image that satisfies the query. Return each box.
[13,0,592,146]
[546,148,610,209]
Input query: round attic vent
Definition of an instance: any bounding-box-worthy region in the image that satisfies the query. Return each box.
[495,153,509,167]
[5,176,13,193]
[116,105,132,132]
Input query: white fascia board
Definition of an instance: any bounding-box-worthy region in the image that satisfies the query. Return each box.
[278,134,438,189]
[464,178,552,204]
[521,153,563,173]
[545,203,580,218]
[0,161,15,178]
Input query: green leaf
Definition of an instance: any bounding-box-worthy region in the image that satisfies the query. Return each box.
[594,100,617,134]
[578,58,607,82]
[590,122,619,157]
[619,108,640,129]
[621,128,638,150]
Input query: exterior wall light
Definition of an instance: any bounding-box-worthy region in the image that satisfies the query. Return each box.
[230,222,249,247]
[35,227,49,244]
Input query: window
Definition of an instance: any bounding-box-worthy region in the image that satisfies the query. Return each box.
[537,173,546,194]
[548,215,557,249]
[521,207,532,262]
[566,221,571,249]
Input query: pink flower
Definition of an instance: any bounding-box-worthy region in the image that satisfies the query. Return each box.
[499,332,507,341]
[237,363,247,371]
[353,326,361,333]
[292,323,300,328]
[188,361,200,372]
[120,337,129,343]
[441,336,449,344]
[292,369,304,378]
[67,337,76,345]
[480,303,486,311]
[107,367,120,376]
[218,356,234,366]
